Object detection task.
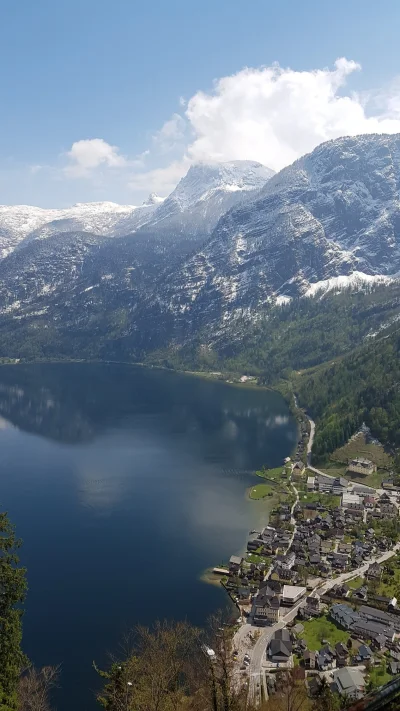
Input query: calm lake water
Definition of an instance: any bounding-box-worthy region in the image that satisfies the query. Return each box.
[0,363,297,711]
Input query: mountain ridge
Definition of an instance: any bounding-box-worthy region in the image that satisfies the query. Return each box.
[1,135,400,363]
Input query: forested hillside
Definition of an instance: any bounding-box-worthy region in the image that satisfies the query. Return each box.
[148,282,400,379]
[2,281,400,462]
[296,329,400,460]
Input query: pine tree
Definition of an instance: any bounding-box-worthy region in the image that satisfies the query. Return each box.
[0,512,28,711]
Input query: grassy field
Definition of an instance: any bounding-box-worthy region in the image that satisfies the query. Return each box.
[300,615,349,650]
[367,555,400,597]
[331,433,394,467]
[256,465,293,483]
[246,553,271,566]
[316,433,396,487]
[249,483,275,500]
[299,491,341,508]
[346,576,365,589]
[319,434,395,487]
[368,662,392,688]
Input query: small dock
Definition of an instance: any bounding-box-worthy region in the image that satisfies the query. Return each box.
[213,567,229,575]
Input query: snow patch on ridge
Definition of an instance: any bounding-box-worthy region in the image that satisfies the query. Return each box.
[304,272,394,298]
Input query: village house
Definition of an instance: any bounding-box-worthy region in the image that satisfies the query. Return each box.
[267,628,292,663]
[252,591,280,626]
[347,458,377,476]
[330,603,360,629]
[355,644,373,664]
[359,605,400,632]
[281,585,307,606]
[317,645,336,671]
[292,460,305,477]
[380,502,398,517]
[338,542,352,555]
[229,555,243,573]
[303,595,321,617]
[276,551,296,570]
[351,619,395,644]
[335,642,349,667]
[372,634,386,652]
[353,585,368,601]
[331,552,350,570]
[342,492,362,510]
[367,562,382,579]
[315,474,334,493]
[332,668,366,700]
[303,650,316,669]
[307,476,315,491]
[333,477,349,495]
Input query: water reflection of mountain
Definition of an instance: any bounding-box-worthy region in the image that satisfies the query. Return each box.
[0,363,296,454]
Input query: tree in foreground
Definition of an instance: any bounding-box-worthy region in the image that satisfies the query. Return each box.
[0,512,27,711]
[95,613,250,711]
[17,666,60,711]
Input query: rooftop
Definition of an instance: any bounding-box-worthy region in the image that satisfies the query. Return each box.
[282,585,306,598]
[333,667,365,693]
[229,555,242,565]
[350,458,374,466]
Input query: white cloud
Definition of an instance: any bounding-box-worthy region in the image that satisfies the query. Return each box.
[128,159,189,195]
[64,138,127,178]
[152,113,186,152]
[184,58,400,170]
[42,58,400,202]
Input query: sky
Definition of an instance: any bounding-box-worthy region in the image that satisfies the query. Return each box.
[1,0,400,207]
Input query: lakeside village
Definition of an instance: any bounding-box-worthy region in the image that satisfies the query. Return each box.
[211,421,400,706]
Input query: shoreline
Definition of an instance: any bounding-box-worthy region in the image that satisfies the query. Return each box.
[0,357,301,598]
[0,356,277,392]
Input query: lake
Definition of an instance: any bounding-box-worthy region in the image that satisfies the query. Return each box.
[0,363,297,710]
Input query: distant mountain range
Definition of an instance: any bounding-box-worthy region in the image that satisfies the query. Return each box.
[0,134,400,359]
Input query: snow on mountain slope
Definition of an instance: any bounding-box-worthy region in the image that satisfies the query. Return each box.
[150,161,274,232]
[0,160,274,323]
[304,271,395,298]
[0,197,165,258]
[0,159,273,260]
[3,138,400,354]
[151,134,400,333]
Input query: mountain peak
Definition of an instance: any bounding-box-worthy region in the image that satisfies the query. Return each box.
[162,159,275,213]
[143,193,164,206]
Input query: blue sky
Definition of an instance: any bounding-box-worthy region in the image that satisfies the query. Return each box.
[1,0,400,206]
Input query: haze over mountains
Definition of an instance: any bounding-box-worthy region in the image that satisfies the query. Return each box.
[0,133,400,358]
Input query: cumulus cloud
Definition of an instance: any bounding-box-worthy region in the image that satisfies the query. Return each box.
[64,138,127,178]
[152,113,186,152]
[59,58,400,200]
[184,58,400,170]
[128,159,189,195]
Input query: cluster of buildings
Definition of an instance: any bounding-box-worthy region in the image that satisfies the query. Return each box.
[227,451,400,706]
[225,487,397,610]
[331,603,400,645]
[251,582,307,625]
[266,628,367,699]
[263,597,400,700]
[305,475,398,521]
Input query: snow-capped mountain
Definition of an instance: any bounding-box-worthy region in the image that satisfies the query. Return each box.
[2,137,400,358]
[150,134,400,333]
[154,161,274,218]
[0,196,164,259]
[0,159,274,319]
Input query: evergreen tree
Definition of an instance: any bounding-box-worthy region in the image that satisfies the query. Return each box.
[0,512,28,711]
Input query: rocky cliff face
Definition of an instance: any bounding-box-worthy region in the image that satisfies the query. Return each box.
[149,134,400,335]
[0,160,273,324]
[0,137,399,353]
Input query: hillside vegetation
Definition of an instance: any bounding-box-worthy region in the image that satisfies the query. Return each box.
[296,328,400,461]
